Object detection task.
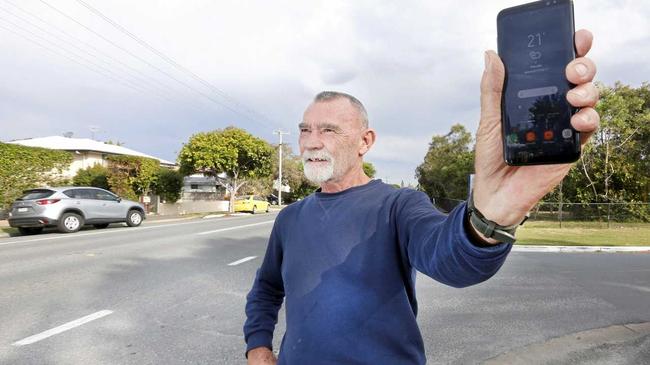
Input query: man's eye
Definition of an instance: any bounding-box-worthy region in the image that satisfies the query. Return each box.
[323,128,335,133]
[300,128,309,133]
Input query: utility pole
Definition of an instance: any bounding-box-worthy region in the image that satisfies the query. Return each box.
[273,129,290,206]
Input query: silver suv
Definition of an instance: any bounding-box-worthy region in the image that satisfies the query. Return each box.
[8,187,146,235]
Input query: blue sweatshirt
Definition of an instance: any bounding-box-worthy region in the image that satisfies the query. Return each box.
[243,179,512,364]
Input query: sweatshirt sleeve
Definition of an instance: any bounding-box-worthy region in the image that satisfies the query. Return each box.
[395,190,512,288]
[243,219,285,358]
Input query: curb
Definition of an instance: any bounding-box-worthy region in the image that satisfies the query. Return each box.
[485,322,650,364]
[202,214,226,219]
[513,245,650,253]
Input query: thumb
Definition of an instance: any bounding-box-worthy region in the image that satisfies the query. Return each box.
[478,50,505,133]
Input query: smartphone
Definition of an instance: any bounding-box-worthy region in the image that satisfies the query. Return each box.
[497,0,579,165]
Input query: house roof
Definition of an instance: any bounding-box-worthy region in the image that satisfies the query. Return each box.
[6,136,176,166]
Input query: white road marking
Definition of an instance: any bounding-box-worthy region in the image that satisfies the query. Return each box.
[602,282,650,293]
[12,310,113,346]
[0,214,277,247]
[196,221,274,235]
[228,256,258,266]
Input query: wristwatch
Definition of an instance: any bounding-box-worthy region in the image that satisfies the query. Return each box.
[466,193,528,244]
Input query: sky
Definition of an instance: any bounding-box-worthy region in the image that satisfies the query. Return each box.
[1,0,649,185]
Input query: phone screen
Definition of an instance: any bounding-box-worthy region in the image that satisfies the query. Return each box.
[497,0,580,165]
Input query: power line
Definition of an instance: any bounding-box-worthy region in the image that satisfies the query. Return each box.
[0,16,151,95]
[1,0,189,104]
[38,0,269,128]
[0,0,211,114]
[76,0,276,126]
[0,21,150,97]
[0,4,169,101]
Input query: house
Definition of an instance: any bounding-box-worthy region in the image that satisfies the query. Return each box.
[7,135,176,178]
[6,136,232,215]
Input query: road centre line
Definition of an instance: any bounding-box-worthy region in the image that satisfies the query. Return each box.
[228,256,258,266]
[0,214,277,246]
[197,221,274,235]
[12,310,113,346]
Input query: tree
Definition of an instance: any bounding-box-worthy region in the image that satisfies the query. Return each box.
[416,124,474,201]
[363,161,376,178]
[152,168,183,203]
[178,127,274,212]
[266,144,319,203]
[555,82,650,221]
[72,164,110,190]
[283,157,319,202]
[105,155,159,201]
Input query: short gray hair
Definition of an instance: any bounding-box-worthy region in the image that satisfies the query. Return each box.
[314,91,369,129]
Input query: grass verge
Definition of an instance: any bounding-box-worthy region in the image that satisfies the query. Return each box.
[516,221,650,246]
[1,227,17,235]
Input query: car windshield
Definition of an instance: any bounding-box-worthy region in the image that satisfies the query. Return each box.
[237,195,252,200]
[18,189,54,200]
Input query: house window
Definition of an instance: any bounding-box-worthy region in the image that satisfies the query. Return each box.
[190,184,199,190]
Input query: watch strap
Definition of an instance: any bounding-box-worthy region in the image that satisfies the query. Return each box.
[467,193,527,244]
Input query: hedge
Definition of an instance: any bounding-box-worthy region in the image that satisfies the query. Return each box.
[0,142,73,210]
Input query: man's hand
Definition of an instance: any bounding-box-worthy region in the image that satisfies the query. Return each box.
[247,346,277,365]
[472,29,599,240]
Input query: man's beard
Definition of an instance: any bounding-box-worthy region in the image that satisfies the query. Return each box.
[302,150,335,184]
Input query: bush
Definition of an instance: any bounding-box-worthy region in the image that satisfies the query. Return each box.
[153,168,183,203]
[72,164,110,190]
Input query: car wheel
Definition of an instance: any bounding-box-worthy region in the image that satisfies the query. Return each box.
[265,205,270,213]
[252,205,257,214]
[18,227,43,235]
[93,223,110,229]
[58,213,84,233]
[126,210,143,227]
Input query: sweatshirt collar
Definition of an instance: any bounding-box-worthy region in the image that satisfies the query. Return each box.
[314,179,383,199]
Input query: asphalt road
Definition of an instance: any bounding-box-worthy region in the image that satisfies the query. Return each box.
[0,213,648,364]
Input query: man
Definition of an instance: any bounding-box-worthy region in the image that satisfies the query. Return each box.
[244,30,599,364]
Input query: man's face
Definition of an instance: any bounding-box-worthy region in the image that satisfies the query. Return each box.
[299,99,364,184]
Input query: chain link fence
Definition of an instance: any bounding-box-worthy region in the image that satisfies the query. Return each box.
[529,202,650,227]
[432,197,650,227]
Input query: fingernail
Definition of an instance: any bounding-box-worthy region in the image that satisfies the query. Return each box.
[484,52,491,69]
[575,63,588,76]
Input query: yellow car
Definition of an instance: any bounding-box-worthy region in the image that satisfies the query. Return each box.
[234,195,270,214]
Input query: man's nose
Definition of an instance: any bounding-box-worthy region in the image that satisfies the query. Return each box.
[301,130,324,150]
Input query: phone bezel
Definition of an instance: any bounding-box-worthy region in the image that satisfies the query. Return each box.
[497,0,579,166]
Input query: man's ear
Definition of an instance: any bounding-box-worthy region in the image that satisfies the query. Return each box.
[359,129,376,156]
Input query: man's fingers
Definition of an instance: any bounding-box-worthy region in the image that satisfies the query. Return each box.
[567,82,599,108]
[570,107,600,146]
[574,29,593,57]
[570,29,597,147]
[566,57,597,85]
[479,50,505,134]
